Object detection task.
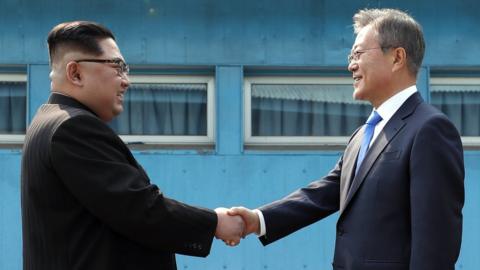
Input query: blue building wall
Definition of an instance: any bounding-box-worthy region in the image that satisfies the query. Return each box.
[1,0,479,269]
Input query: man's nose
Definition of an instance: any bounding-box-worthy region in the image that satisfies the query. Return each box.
[121,76,130,89]
[348,61,358,72]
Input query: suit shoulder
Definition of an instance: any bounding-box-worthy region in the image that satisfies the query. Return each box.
[53,110,117,140]
[413,102,452,124]
[30,103,97,127]
[411,102,461,141]
[25,104,110,146]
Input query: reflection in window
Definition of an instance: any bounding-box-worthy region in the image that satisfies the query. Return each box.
[431,84,480,136]
[251,84,370,136]
[110,83,207,135]
[0,81,26,134]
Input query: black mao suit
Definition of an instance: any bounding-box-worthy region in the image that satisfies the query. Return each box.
[21,93,217,270]
[258,93,464,270]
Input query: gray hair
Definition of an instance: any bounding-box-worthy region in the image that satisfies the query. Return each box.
[353,8,425,76]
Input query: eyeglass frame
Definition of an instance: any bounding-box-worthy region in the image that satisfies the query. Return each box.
[347,47,390,64]
[74,58,129,76]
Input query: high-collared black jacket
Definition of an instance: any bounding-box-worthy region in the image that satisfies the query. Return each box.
[21,93,217,270]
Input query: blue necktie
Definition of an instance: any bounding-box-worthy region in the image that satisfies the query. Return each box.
[355,111,382,175]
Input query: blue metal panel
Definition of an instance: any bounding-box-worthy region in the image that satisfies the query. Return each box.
[216,66,243,155]
[0,150,22,270]
[3,151,478,269]
[133,151,342,269]
[457,151,480,269]
[417,66,430,102]
[27,64,51,123]
[0,0,479,67]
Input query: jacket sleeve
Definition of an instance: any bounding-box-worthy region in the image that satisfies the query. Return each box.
[409,114,464,270]
[258,156,342,245]
[50,115,217,257]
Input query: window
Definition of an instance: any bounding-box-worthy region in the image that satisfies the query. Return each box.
[430,76,480,145]
[109,75,215,145]
[244,76,370,147]
[0,73,27,143]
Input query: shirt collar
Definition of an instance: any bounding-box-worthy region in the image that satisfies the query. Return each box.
[375,85,418,124]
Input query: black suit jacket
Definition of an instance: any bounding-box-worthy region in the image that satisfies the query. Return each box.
[21,93,217,270]
[258,93,464,270]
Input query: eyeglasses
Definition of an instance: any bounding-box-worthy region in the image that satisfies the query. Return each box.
[75,58,129,76]
[347,47,386,64]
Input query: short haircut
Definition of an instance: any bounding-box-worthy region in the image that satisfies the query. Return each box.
[47,21,115,62]
[353,8,425,76]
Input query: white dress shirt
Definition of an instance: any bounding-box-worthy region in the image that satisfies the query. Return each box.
[255,85,418,237]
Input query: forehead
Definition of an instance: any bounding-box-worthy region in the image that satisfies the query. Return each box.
[352,24,378,50]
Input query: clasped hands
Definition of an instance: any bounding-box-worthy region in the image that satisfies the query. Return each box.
[214,206,260,247]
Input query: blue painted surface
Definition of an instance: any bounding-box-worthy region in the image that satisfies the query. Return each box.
[0,0,479,269]
[27,65,51,124]
[0,0,479,67]
[2,150,479,269]
[216,66,243,155]
[0,150,23,270]
[417,67,430,102]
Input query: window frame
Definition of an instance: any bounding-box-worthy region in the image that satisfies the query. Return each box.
[430,76,480,148]
[117,74,216,146]
[244,76,361,148]
[0,73,27,144]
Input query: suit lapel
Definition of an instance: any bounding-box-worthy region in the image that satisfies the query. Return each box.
[340,93,423,215]
[339,129,363,213]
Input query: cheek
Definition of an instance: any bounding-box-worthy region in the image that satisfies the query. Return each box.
[365,64,389,83]
[103,80,120,97]
[372,68,392,86]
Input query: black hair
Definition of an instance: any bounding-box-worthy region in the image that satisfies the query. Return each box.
[47,21,115,62]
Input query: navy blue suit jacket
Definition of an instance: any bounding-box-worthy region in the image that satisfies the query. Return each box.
[259,93,464,270]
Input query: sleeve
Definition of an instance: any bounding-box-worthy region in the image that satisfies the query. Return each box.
[409,114,464,270]
[254,209,266,237]
[50,115,217,257]
[258,156,342,245]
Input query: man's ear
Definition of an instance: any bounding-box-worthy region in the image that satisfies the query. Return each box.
[65,61,83,86]
[391,47,407,73]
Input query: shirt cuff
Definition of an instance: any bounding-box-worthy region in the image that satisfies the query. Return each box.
[253,209,266,237]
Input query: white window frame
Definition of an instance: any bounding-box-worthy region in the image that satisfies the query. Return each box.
[118,75,215,146]
[430,76,480,147]
[0,73,27,144]
[244,76,361,147]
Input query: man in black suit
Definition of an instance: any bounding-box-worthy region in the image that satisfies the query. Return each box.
[229,8,464,270]
[21,21,243,270]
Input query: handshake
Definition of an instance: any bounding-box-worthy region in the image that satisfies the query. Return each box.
[214,206,259,246]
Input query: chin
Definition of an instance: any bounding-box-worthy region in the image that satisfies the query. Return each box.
[353,89,365,101]
[113,107,124,116]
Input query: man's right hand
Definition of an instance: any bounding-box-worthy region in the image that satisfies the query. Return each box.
[214,207,245,246]
[227,206,260,237]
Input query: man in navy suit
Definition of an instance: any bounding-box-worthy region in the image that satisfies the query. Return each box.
[229,8,464,270]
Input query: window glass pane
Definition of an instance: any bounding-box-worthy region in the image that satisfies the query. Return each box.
[431,84,480,136]
[110,83,208,135]
[251,84,370,136]
[0,81,26,134]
